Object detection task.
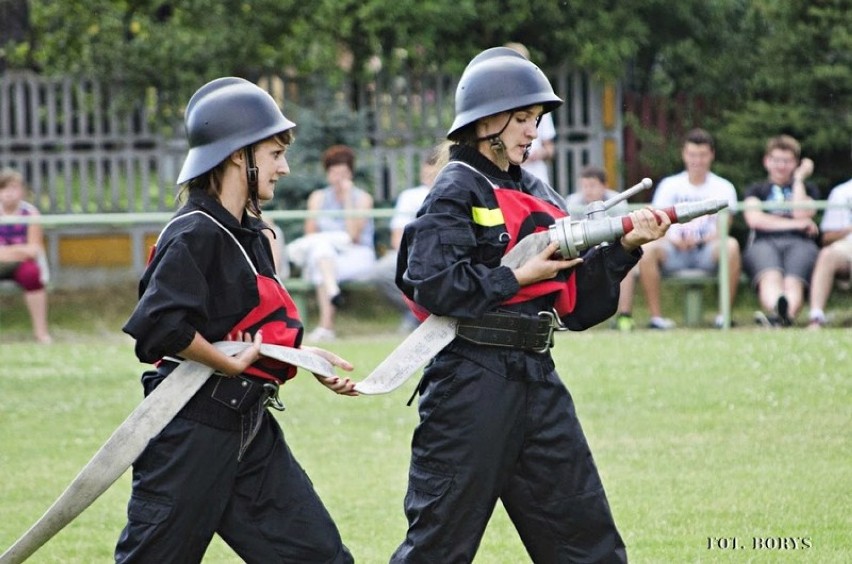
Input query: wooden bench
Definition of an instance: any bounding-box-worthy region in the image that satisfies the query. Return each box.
[281,277,374,316]
[663,269,720,327]
[663,268,750,327]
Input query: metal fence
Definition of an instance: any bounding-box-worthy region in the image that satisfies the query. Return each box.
[0,71,185,213]
[1,67,618,213]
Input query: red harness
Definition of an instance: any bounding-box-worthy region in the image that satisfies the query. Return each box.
[151,211,302,382]
[230,273,302,382]
[494,188,577,316]
[493,188,577,316]
[404,163,577,320]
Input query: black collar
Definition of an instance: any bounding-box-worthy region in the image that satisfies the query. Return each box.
[184,190,261,235]
[450,145,523,185]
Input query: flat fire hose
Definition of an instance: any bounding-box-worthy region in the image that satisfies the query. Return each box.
[353,239,538,396]
[353,314,459,395]
[0,342,335,564]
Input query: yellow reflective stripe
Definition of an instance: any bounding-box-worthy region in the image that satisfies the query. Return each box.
[471,207,505,227]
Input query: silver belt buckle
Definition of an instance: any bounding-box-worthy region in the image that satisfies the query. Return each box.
[263,382,286,411]
[535,310,564,353]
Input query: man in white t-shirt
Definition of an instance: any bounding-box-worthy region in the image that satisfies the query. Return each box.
[807,178,852,328]
[638,128,741,329]
[371,150,439,332]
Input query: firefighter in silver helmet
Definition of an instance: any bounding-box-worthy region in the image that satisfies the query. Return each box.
[118,77,357,563]
[391,48,670,562]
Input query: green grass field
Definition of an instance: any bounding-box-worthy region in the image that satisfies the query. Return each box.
[1,285,850,562]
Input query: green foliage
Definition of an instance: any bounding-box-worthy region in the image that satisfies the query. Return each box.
[626,0,762,98]
[712,0,852,194]
[4,0,850,195]
[7,0,657,104]
[623,0,850,194]
[623,112,682,183]
[9,0,326,114]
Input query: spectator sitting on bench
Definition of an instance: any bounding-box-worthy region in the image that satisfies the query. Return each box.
[637,128,741,329]
[370,147,440,333]
[566,165,639,331]
[743,134,820,327]
[807,177,852,328]
[261,218,290,280]
[0,168,52,344]
[290,145,375,342]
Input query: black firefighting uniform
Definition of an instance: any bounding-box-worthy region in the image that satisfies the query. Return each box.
[391,145,637,563]
[117,191,353,563]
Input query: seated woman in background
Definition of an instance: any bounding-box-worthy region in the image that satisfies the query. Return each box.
[298,145,375,342]
[0,168,52,344]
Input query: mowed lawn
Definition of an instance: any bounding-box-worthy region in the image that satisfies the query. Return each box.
[1,326,849,563]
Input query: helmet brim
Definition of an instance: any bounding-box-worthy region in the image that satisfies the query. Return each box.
[446,47,563,140]
[176,77,296,185]
[177,118,295,184]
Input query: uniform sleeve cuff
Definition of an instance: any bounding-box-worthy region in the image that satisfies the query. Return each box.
[612,241,643,265]
[494,265,521,298]
[169,326,197,357]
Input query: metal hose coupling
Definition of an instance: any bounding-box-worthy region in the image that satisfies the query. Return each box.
[549,198,730,259]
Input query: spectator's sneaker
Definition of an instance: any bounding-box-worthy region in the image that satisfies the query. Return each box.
[807,310,826,330]
[330,292,346,309]
[648,317,676,330]
[714,314,737,329]
[616,314,635,332]
[306,327,336,342]
[775,296,792,326]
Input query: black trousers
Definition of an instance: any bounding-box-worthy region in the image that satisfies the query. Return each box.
[115,411,353,563]
[390,354,627,564]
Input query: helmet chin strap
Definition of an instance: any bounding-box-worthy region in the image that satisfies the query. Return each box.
[476,113,525,167]
[244,146,261,216]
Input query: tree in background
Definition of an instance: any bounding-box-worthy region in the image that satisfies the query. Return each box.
[2,0,849,193]
[615,0,850,194]
[0,0,29,71]
[712,0,851,193]
[1,0,693,108]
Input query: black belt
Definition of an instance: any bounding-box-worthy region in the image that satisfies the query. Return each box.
[149,367,287,461]
[455,310,562,353]
[147,365,285,431]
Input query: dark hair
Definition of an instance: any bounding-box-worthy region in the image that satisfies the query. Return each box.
[423,144,441,167]
[447,124,478,146]
[322,144,356,172]
[580,165,607,184]
[683,128,715,150]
